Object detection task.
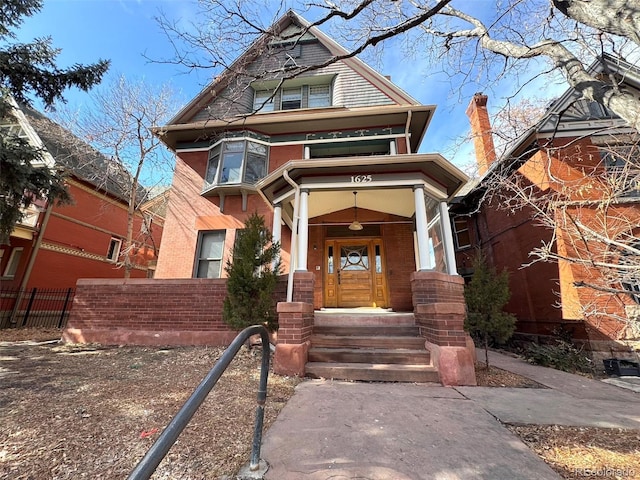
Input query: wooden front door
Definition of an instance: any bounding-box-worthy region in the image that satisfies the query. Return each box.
[324,238,388,308]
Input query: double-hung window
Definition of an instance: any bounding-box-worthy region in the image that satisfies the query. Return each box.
[195,230,225,278]
[308,85,331,108]
[3,247,23,278]
[452,218,471,250]
[281,87,302,110]
[253,90,275,113]
[204,139,268,189]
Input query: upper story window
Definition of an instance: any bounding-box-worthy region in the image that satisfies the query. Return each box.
[307,139,392,159]
[204,139,269,189]
[308,85,331,108]
[453,217,472,250]
[281,87,302,110]
[253,90,275,113]
[251,75,334,113]
[600,144,640,198]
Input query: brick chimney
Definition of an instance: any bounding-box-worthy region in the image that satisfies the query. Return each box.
[466,93,496,175]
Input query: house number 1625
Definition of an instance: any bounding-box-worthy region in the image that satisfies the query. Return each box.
[350,174,372,183]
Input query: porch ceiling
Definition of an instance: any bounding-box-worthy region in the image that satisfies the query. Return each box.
[304,188,415,218]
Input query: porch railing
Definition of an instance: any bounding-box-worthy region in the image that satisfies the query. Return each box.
[0,288,74,329]
[128,325,271,480]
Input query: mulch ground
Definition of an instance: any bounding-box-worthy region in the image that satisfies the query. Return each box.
[0,328,300,479]
[1,328,639,479]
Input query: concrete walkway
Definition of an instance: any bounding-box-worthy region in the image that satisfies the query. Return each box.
[257,350,638,480]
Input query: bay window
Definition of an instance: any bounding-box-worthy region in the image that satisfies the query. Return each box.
[204,139,268,190]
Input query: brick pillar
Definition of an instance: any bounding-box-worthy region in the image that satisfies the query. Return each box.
[411,271,476,386]
[273,272,315,377]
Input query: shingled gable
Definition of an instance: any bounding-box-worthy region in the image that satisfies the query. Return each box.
[167,10,420,127]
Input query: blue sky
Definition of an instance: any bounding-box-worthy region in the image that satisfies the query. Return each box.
[16,0,563,170]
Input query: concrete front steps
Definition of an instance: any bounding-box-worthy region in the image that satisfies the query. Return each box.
[306,314,438,383]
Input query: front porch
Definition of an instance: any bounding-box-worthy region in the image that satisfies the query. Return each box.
[274,271,477,386]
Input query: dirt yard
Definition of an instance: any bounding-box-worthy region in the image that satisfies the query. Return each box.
[1,328,639,479]
[0,328,299,479]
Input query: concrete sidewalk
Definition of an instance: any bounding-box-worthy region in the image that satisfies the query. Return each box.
[255,350,638,479]
[458,350,640,429]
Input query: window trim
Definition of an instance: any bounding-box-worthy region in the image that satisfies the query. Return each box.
[194,230,226,279]
[308,84,331,108]
[253,90,275,113]
[452,217,472,250]
[107,238,122,262]
[2,247,23,278]
[203,138,269,191]
[281,86,302,110]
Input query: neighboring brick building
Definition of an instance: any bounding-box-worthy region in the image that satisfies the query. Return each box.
[1,104,164,322]
[453,55,640,361]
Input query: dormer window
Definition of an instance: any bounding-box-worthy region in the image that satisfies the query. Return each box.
[281,87,302,110]
[253,90,275,112]
[204,139,269,190]
[308,85,331,108]
[251,75,334,113]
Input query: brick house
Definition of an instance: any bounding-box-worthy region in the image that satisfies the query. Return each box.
[66,11,474,385]
[1,104,164,326]
[453,55,640,361]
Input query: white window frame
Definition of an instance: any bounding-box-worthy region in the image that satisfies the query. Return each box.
[107,238,122,262]
[194,230,226,278]
[3,247,23,278]
[203,138,269,190]
[308,84,331,108]
[452,217,472,250]
[253,90,275,113]
[281,87,302,110]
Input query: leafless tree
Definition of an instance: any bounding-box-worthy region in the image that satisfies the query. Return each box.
[482,133,640,339]
[155,0,639,130]
[56,76,178,277]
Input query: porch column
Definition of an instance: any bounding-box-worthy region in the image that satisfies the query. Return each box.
[297,189,309,271]
[438,202,458,275]
[272,203,282,243]
[413,185,432,270]
[272,203,282,269]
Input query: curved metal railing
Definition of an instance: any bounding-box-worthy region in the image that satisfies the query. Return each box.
[128,325,271,480]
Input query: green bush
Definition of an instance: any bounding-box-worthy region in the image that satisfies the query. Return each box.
[464,251,516,368]
[222,213,281,332]
[524,339,593,374]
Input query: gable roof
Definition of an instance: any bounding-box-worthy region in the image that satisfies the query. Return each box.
[169,10,420,126]
[19,106,148,205]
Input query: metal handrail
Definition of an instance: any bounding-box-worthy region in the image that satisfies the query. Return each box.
[128,325,271,480]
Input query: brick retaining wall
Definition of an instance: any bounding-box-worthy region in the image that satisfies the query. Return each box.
[64,277,287,346]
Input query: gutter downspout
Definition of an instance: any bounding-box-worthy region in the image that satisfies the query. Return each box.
[282,170,300,303]
[405,110,413,154]
[9,201,53,325]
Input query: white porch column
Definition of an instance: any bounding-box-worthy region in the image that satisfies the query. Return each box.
[272,203,282,269]
[439,202,459,275]
[272,203,282,244]
[297,189,309,271]
[413,185,432,270]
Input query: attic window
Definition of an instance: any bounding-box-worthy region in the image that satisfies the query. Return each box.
[308,85,331,108]
[253,90,275,113]
[281,87,302,110]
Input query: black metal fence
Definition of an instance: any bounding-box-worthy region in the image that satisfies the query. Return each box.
[0,288,75,329]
